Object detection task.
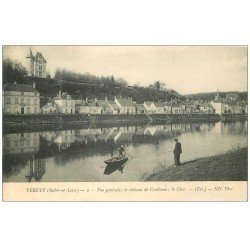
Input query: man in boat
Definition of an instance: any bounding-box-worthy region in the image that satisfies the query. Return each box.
[173,138,182,166]
[118,145,125,157]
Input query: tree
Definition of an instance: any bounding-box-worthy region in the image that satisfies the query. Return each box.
[3,58,28,85]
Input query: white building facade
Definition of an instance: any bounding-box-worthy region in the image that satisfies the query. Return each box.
[3,83,40,114]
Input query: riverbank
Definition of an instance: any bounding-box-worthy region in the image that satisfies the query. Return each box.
[143,147,248,181]
[3,113,246,133]
[2,113,219,130]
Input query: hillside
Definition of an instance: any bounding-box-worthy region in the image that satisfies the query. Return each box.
[30,76,182,105]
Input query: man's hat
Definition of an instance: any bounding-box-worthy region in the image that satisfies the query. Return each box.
[174,138,178,141]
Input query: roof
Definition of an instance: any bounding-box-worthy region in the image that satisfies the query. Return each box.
[108,101,120,110]
[172,104,182,108]
[116,98,135,108]
[41,99,57,108]
[161,102,172,106]
[54,93,72,100]
[75,101,87,106]
[97,100,110,109]
[3,83,39,93]
[136,104,146,110]
[34,52,47,63]
[153,102,164,108]
[87,102,100,108]
[144,101,153,106]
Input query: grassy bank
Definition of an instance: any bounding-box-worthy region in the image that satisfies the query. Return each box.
[143,147,248,181]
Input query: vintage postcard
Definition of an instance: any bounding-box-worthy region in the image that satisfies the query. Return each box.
[2,45,248,201]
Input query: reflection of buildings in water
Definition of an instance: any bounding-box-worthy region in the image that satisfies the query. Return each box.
[40,131,57,143]
[135,126,146,135]
[105,128,120,141]
[144,126,157,136]
[54,130,75,150]
[221,121,247,135]
[25,158,46,182]
[3,132,40,155]
[75,128,110,143]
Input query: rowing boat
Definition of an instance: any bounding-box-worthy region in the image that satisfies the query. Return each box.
[104,156,128,166]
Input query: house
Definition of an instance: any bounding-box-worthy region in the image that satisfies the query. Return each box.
[135,103,146,114]
[75,100,102,114]
[143,102,164,114]
[172,105,183,114]
[210,100,226,114]
[75,101,90,114]
[199,103,214,114]
[114,97,136,114]
[107,101,121,114]
[41,99,58,113]
[26,48,47,78]
[96,99,111,114]
[3,82,40,114]
[143,101,154,113]
[151,102,165,114]
[162,102,172,114]
[54,91,75,114]
[87,101,103,114]
[185,105,196,114]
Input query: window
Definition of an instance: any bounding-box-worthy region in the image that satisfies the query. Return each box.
[27,99,30,105]
[39,71,42,77]
[27,107,31,113]
[34,107,37,113]
[65,101,68,106]
[21,99,24,105]
[34,99,37,105]
[15,98,18,104]
[6,98,10,104]
[39,66,43,70]
[39,59,43,64]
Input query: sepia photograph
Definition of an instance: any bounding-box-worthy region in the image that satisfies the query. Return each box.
[1,45,248,201]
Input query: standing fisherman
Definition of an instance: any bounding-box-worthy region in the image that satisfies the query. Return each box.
[173,138,182,166]
[119,144,125,157]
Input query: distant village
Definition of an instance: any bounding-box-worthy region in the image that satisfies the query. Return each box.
[3,49,248,116]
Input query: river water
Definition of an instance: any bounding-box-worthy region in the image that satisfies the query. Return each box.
[2,121,247,182]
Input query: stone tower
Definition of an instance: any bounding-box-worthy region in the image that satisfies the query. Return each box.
[26,48,34,76]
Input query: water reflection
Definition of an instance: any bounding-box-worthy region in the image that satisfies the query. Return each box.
[2,121,247,182]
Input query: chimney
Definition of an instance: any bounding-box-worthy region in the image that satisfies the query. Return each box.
[105,96,108,101]
[95,98,97,102]
[14,81,17,84]
[130,97,133,102]
[59,90,62,97]
[33,81,36,89]
[86,97,88,103]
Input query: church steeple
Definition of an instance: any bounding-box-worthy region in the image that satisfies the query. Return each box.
[215,88,220,101]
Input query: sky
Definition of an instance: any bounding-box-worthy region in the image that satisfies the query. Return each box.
[3,46,247,95]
